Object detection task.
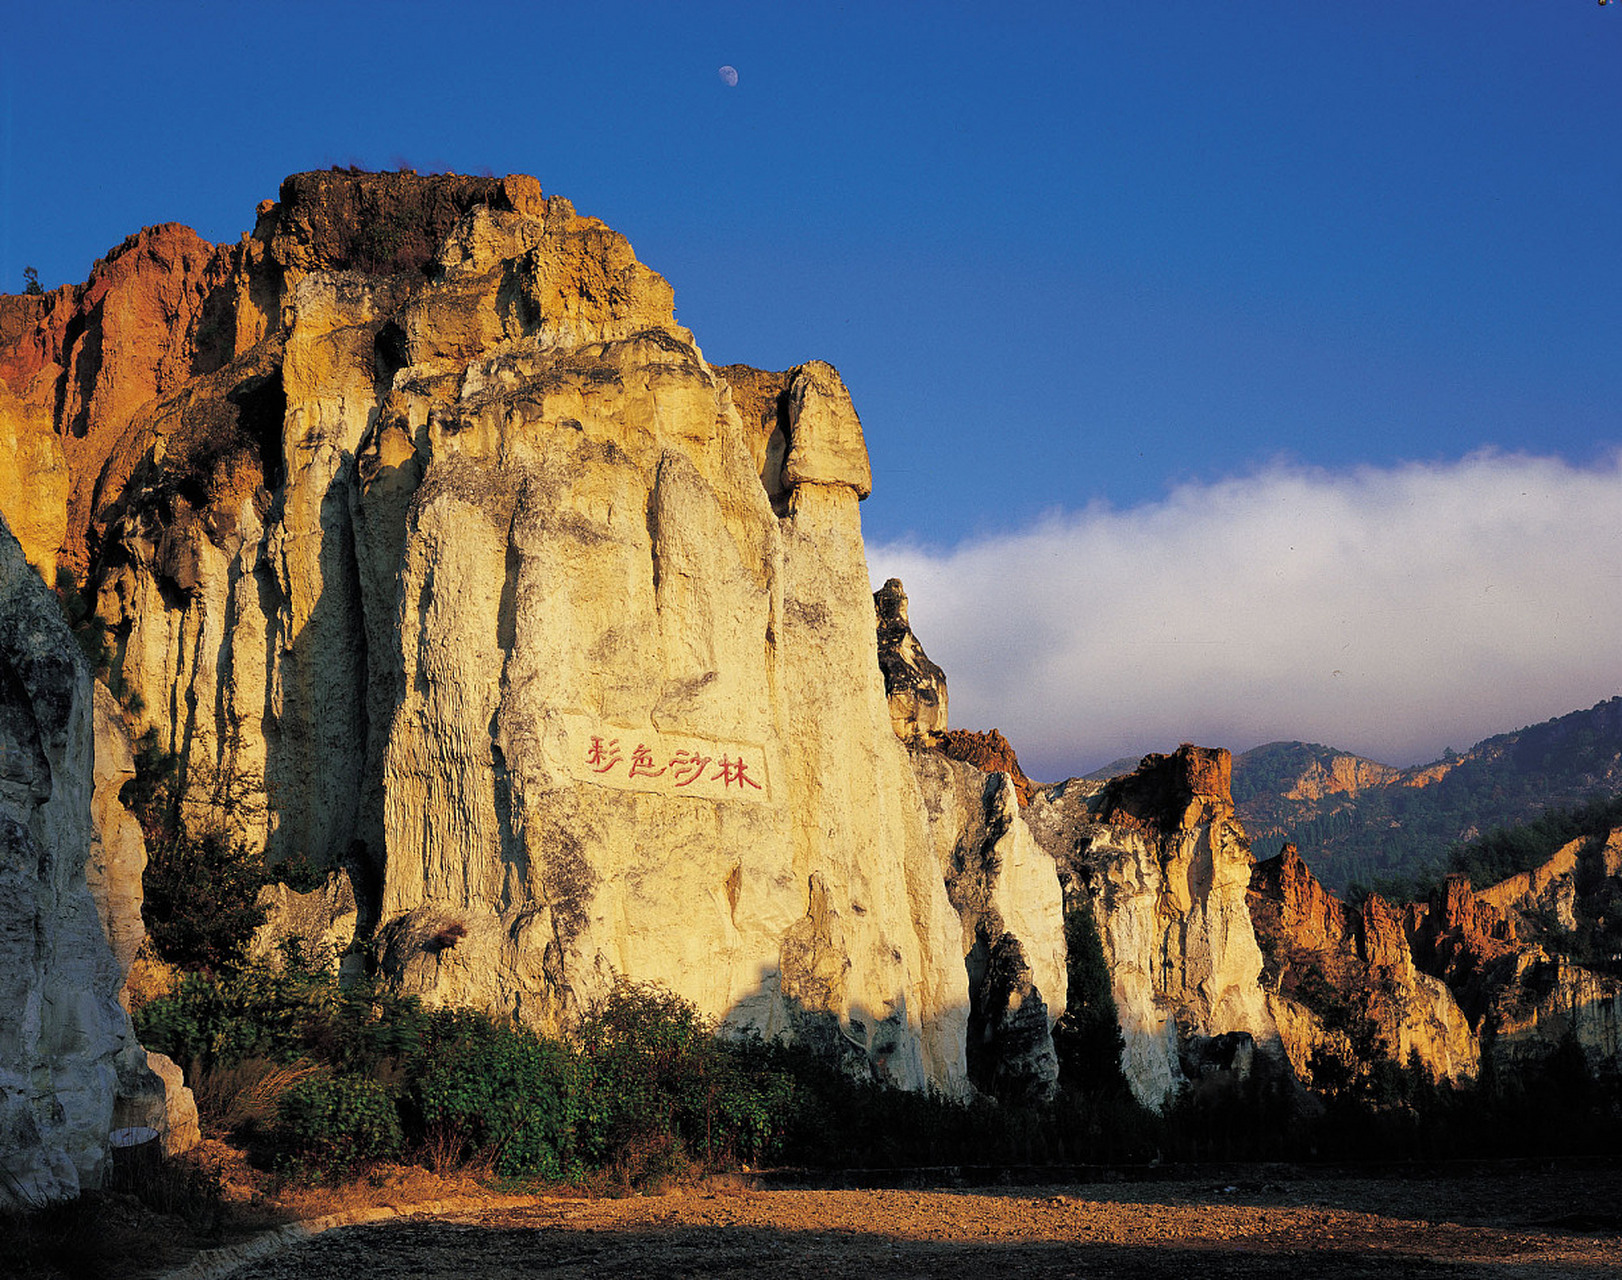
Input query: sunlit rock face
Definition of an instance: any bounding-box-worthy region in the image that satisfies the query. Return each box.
[1405,833,1622,1076]
[371,301,968,1090]
[39,169,1622,1110]
[0,516,131,1203]
[871,578,1066,1098]
[0,378,68,582]
[0,172,982,1091]
[1025,748,1283,1107]
[911,752,1067,1100]
[1247,843,1477,1086]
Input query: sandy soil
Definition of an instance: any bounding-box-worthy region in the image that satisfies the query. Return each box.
[215,1166,1622,1279]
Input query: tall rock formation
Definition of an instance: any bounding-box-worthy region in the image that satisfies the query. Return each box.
[1023,747,1282,1105]
[0,516,132,1203]
[1406,836,1622,1074]
[11,169,1601,1115]
[1247,843,1477,1087]
[872,578,1067,1098]
[85,683,200,1156]
[0,173,989,1091]
[874,578,947,743]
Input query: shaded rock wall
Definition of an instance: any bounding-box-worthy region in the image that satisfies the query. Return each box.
[0,516,130,1203]
[911,751,1066,1100]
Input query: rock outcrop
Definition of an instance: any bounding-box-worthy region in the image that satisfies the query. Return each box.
[1403,835,1622,1074]
[874,578,947,743]
[1,172,987,1092]
[1247,844,1477,1086]
[85,680,201,1156]
[936,729,1038,808]
[911,751,1067,1100]
[1025,748,1282,1106]
[1246,826,1622,1088]
[870,580,1035,807]
[0,516,132,1203]
[0,379,68,581]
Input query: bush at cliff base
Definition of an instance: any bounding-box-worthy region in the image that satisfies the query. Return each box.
[137,951,1622,1180]
[134,947,425,1081]
[273,1069,404,1175]
[404,1009,578,1179]
[572,981,793,1180]
[136,962,796,1184]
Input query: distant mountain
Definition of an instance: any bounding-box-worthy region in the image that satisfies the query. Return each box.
[1231,697,1622,893]
[1083,755,1144,782]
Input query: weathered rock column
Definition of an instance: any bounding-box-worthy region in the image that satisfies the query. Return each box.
[0,516,131,1202]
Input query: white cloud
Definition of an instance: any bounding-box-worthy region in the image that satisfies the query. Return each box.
[868,452,1622,782]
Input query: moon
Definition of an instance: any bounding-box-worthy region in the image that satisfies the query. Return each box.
[718,65,739,87]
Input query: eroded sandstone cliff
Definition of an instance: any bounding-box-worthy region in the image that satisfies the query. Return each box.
[0,516,130,1202]
[1247,830,1622,1091]
[1247,844,1476,1087]
[1022,748,1283,1106]
[10,170,1604,1125]
[0,172,1018,1094]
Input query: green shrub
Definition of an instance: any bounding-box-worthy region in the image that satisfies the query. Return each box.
[142,829,268,971]
[274,1069,403,1174]
[121,728,179,845]
[404,1010,578,1179]
[573,981,792,1178]
[135,959,425,1087]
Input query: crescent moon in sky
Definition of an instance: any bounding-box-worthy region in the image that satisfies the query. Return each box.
[718,65,739,87]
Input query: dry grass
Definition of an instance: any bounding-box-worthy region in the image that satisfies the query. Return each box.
[193,1057,322,1135]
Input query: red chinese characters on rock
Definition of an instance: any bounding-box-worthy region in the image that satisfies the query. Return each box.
[586,736,623,773]
[628,744,665,778]
[669,751,711,787]
[712,755,763,790]
[583,734,763,793]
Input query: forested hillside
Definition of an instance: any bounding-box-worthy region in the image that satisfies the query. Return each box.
[1231,698,1622,892]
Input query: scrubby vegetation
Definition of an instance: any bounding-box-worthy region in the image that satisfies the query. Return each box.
[127,934,1622,1192]
[142,830,271,971]
[119,716,323,971]
[134,951,798,1188]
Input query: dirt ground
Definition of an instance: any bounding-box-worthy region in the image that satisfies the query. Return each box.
[210,1165,1622,1279]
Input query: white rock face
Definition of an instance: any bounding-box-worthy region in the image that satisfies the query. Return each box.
[372,327,972,1090]
[912,749,1067,1097]
[87,683,148,975]
[1026,772,1280,1107]
[0,516,132,1203]
[83,679,203,1156]
[50,179,1296,1103]
[1494,951,1622,1072]
[250,873,360,972]
[75,189,985,1091]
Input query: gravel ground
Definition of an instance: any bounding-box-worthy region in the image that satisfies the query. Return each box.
[214,1167,1622,1279]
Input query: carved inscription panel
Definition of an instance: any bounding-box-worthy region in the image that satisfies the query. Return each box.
[557,714,772,803]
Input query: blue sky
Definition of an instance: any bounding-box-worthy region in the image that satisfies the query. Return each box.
[3,2,1620,778]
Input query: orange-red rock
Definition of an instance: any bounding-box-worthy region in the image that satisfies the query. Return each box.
[1099,744,1233,835]
[937,728,1037,807]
